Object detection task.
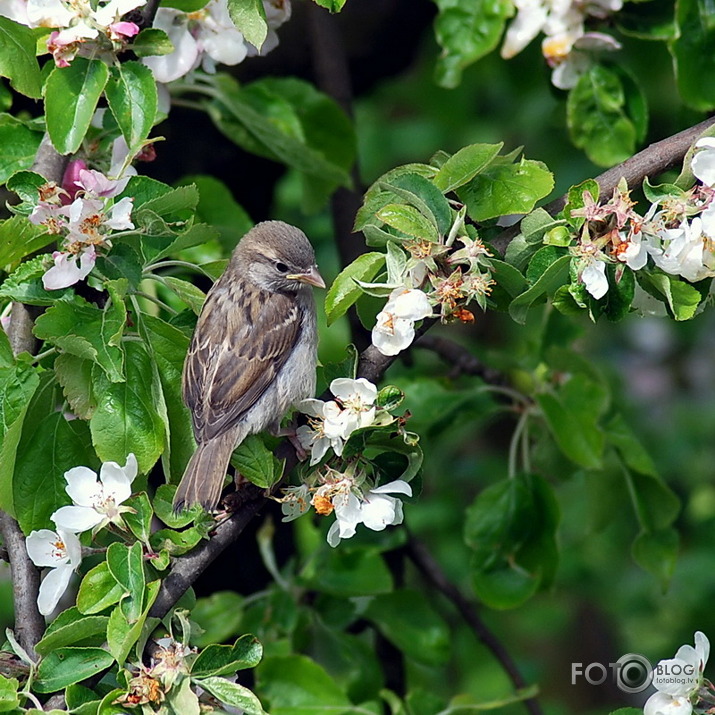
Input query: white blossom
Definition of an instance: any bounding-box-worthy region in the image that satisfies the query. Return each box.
[371,288,432,357]
[329,377,377,437]
[326,479,412,547]
[280,484,311,522]
[42,245,96,290]
[26,528,82,615]
[644,631,709,715]
[51,454,138,533]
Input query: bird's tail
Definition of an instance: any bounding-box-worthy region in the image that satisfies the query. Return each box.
[174,433,236,513]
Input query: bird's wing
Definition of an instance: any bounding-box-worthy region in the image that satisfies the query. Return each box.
[183,285,302,441]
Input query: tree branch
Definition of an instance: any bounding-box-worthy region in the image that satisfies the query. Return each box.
[148,115,715,625]
[492,115,715,256]
[0,514,44,661]
[148,484,265,620]
[405,535,543,715]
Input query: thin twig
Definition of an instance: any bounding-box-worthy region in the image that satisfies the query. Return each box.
[416,334,507,384]
[306,3,370,350]
[405,535,544,715]
[491,115,715,256]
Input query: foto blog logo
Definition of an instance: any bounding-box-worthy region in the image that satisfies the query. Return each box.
[571,653,655,694]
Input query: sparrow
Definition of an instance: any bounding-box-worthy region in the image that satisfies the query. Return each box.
[174,220,325,512]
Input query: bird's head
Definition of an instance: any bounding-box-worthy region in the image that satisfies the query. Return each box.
[234,221,326,294]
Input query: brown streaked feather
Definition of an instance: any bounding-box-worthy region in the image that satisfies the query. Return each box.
[182,279,302,442]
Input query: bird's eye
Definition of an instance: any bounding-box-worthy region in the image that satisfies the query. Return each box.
[275,261,289,273]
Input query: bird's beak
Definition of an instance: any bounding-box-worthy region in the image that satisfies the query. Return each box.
[288,265,326,289]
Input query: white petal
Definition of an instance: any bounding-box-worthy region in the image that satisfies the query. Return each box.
[42,253,85,290]
[26,529,68,567]
[52,505,104,533]
[310,436,331,466]
[644,691,693,715]
[295,398,325,418]
[695,631,710,668]
[58,529,83,567]
[390,289,432,320]
[37,564,74,616]
[693,146,715,188]
[326,520,342,547]
[105,197,134,230]
[99,454,136,503]
[26,0,74,27]
[581,261,608,299]
[371,479,412,497]
[330,377,377,404]
[64,466,101,506]
[501,1,548,59]
[360,494,398,531]
[143,10,199,83]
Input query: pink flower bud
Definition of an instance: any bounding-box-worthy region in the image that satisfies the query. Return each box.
[61,159,88,203]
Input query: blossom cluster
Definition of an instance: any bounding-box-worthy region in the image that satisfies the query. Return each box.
[568,138,715,301]
[28,139,136,291]
[370,224,496,357]
[0,0,290,76]
[280,470,412,548]
[501,0,622,89]
[26,453,137,615]
[145,0,290,83]
[2,0,143,67]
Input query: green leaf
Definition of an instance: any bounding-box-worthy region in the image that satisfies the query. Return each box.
[106,541,145,623]
[0,674,19,711]
[508,253,570,324]
[0,18,42,98]
[311,0,347,10]
[105,62,157,149]
[149,526,205,555]
[0,254,75,305]
[152,484,199,528]
[131,28,174,57]
[383,172,452,236]
[191,591,244,648]
[0,216,51,268]
[0,115,43,183]
[54,354,96,420]
[670,0,715,111]
[375,204,438,242]
[637,271,702,320]
[90,340,165,474]
[536,375,607,469]
[77,562,125,615]
[433,0,512,88]
[138,315,194,483]
[226,0,267,50]
[631,528,679,589]
[162,276,206,314]
[123,492,153,544]
[36,608,109,655]
[197,677,266,715]
[191,634,263,678]
[460,158,554,222]
[232,435,283,489]
[34,285,127,383]
[257,655,352,711]
[567,64,637,167]
[208,75,353,198]
[304,547,394,598]
[471,564,539,610]
[432,142,502,193]
[606,414,658,478]
[106,580,160,664]
[44,58,109,154]
[177,175,253,252]
[364,589,450,665]
[325,252,385,325]
[34,648,114,693]
[13,412,94,533]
